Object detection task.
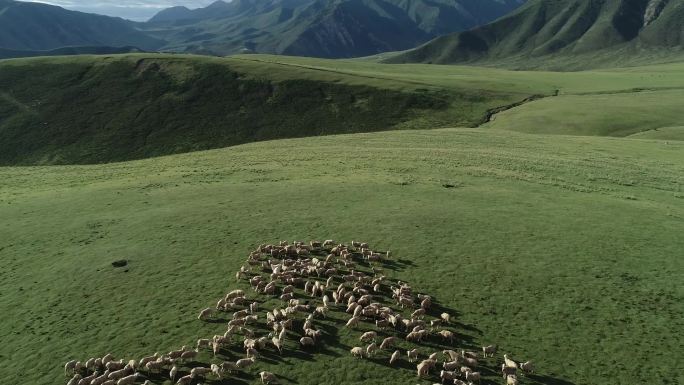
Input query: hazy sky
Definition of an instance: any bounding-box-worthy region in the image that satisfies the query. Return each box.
[30,1,219,21]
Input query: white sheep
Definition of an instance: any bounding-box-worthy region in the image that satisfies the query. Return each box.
[66,374,81,385]
[379,336,397,350]
[504,354,518,369]
[116,373,141,385]
[350,347,365,358]
[407,349,419,363]
[366,343,378,357]
[198,307,213,321]
[259,371,277,384]
[299,336,315,348]
[389,350,401,365]
[64,360,77,375]
[190,366,212,378]
[482,344,497,358]
[345,316,360,329]
[360,331,377,342]
[465,371,481,384]
[235,357,255,369]
[520,360,534,373]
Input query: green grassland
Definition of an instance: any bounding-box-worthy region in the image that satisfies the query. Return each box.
[484,89,684,137]
[1,128,683,385]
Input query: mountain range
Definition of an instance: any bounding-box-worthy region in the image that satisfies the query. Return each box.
[387,0,684,68]
[0,0,525,59]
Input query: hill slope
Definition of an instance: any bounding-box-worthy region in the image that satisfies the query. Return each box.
[387,0,684,68]
[1,54,519,165]
[143,0,526,58]
[3,54,684,165]
[0,128,682,385]
[0,0,163,51]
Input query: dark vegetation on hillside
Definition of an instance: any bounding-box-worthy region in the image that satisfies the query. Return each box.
[0,56,452,165]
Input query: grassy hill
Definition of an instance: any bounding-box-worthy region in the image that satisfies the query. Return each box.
[3,54,684,165]
[387,0,684,69]
[0,54,536,166]
[0,128,682,385]
[142,0,525,58]
[0,0,163,51]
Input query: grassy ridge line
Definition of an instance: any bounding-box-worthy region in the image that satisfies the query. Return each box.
[236,55,684,95]
[0,128,682,385]
[485,89,684,137]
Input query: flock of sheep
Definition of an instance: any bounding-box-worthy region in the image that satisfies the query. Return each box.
[64,239,536,385]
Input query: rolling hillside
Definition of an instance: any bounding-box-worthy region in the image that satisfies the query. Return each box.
[0,0,163,52]
[3,54,684,165]
[0,54,519,165]
[387,0,684,69]
[142,0,527,58]
[1,128,682,385]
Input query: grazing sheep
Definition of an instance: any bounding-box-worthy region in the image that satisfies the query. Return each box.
[440,370,457,382]
[176,375,193,385]
[108,368,131,381]
[145,361,163,373]
[64,360,77,375]
[170,365,178,382]
[190,367,212,378]
[350,347,365,358]
[463,357,479,368]
[465,371,481,384]
[197,338,211,350]
[198,308,213,321]
[520,361,535,373]
[299,336,315,348]
[440,312,450,324]
[482,344,497,358]
[407,349,419,363]
[259,371,277,384]
[366,343,378,357]
[180,349,198,362]
[221,361,238,374]
[504,354,518,369]
[66,374,81,385]
[345,316,360,329]
[506,375,519,385]
[138,354,158,369]
[360,331,377,342]
[389,350,401,365]
[236,357,255,369]
[438,330,455,343]
[443,350,460,362]
[501,364,517,378]
[443,361,460,371]
[416,361,430,378]
[246,348,259,358]
[379,336,397,350]
[272,337,283,355]
[116,373,141,385]
[210,364,224,380]
[78,371,99,385]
